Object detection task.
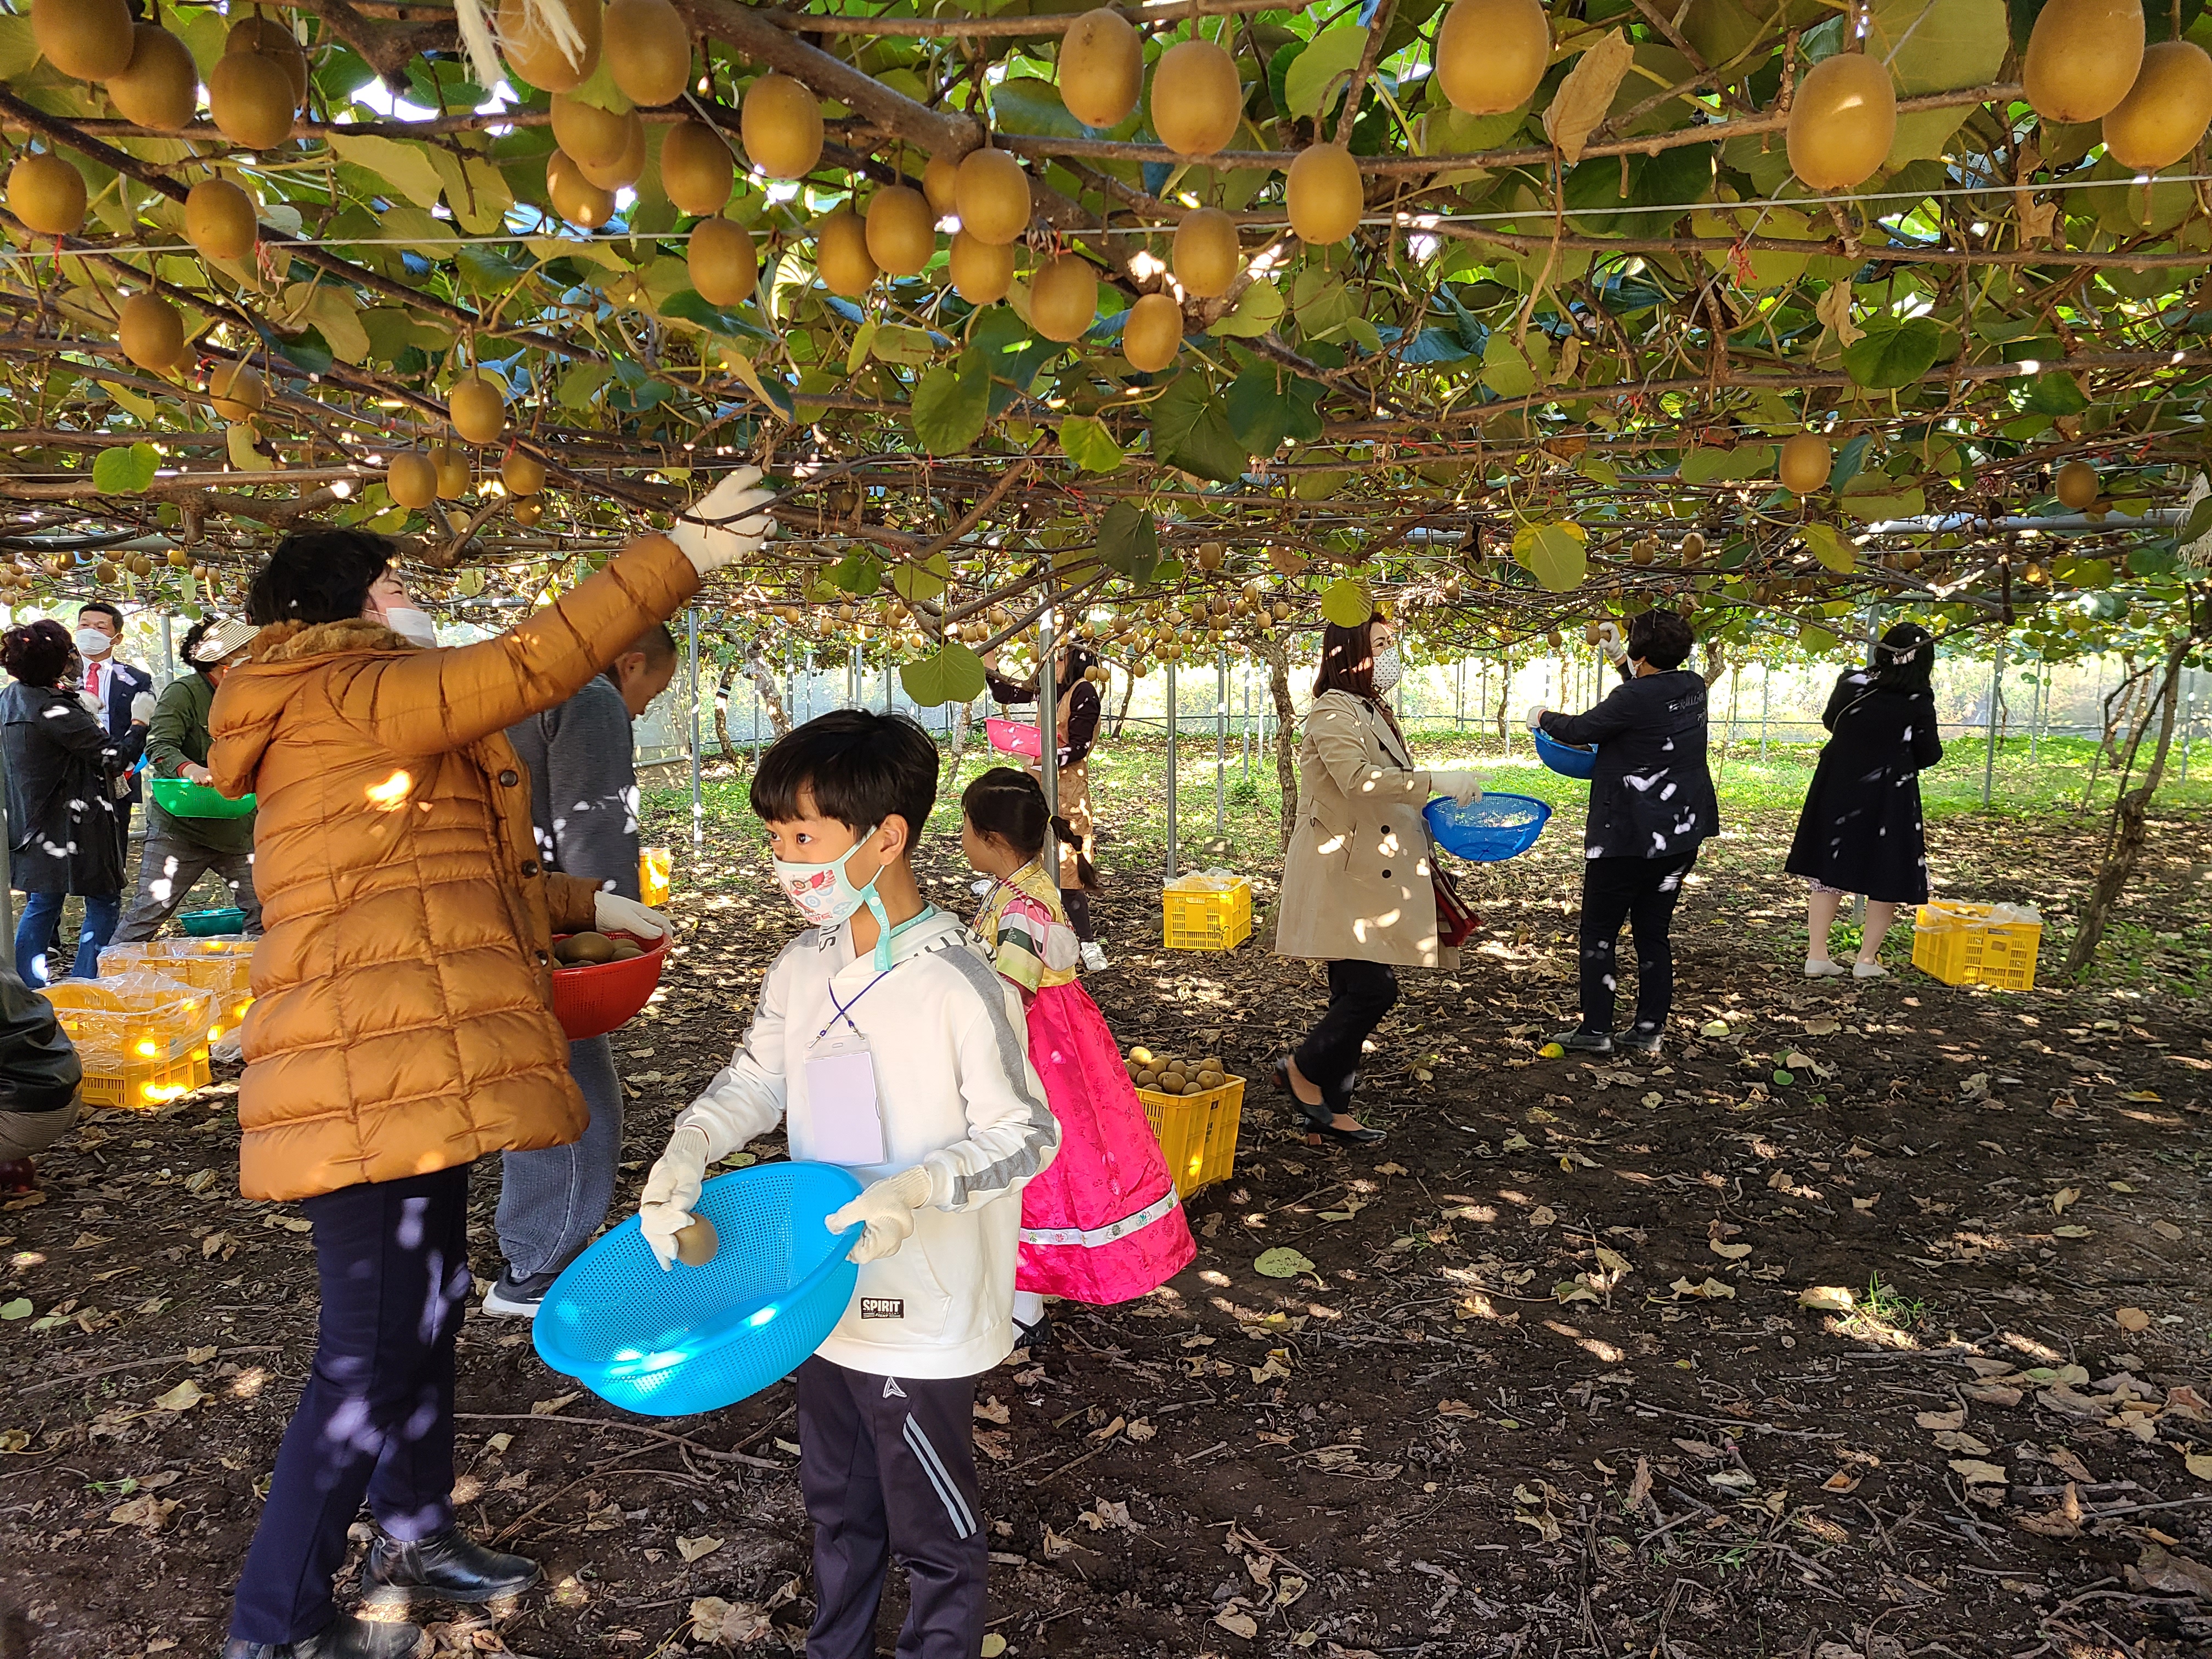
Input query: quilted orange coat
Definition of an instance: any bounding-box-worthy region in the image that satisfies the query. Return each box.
[208,536,698,1201]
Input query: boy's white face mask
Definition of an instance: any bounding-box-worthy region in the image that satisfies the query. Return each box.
[773,828,895,964]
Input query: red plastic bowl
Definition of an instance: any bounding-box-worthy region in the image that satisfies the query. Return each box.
[550,932,669,1040]
[985,716,1042,759]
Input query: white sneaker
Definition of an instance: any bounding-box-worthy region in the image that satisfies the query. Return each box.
[1080,940,1110,973]
[1803,958,1849,978]
[1852,960,1888,979]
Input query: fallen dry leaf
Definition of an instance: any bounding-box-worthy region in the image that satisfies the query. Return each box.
[531,1392,581,1416]
[153,1380,205,1414]
[107,1494,177,1530]
[2052,1186,2081,1215]
[2116,1306,2152,1333]
[1798,1285,1855,1311]
[674,1534,723,1564]
[1949,1458,2008,1486]
[689,1595,771,1644]
[1708,1240,1752,1261]
[1214,1607,1260,1640]
[1915,1408,1968,1431]
[2129,1543,2212,1598]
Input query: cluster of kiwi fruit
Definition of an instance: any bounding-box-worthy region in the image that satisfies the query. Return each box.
[1124,1046,1226,1096]
[507,0,763,314]
[553,930,646,967]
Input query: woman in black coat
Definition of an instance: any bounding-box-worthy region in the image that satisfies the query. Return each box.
[2,619,148,984]
[1785,623,1944,979]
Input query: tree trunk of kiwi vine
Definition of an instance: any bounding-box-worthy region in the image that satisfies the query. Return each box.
[1111,662,1137,739]
[1259,636,1299,850]
[744,648,792,739]
[2063,627,2198,980]
[712,658,737,765]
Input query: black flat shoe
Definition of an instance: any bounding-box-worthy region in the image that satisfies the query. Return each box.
[360,1526,537,1609]
[1304,1120,1386,1148]
[222,1612,427,1659]
[1014,1308,1056,1352]
[1550,1029,1614,1056]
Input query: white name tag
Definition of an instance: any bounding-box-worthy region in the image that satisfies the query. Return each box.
[805,1032,886,1167]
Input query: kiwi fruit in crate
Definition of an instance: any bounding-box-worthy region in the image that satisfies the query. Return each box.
[1124,1045,1226,1095]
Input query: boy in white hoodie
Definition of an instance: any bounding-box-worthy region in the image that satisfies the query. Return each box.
[636,710,1058,1659]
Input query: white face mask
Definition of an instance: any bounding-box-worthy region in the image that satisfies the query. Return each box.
[74,627,111,659]
[382,606,439,648]
[1369,641,1402,695]
[772,829,897,966]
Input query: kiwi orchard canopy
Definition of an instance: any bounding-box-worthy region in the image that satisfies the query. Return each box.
[0,0,2203,697]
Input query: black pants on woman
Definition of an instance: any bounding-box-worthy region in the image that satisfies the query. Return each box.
[229,1164,471,1644]
[1577,850,1699,1037]
[1293,958,1400,1116]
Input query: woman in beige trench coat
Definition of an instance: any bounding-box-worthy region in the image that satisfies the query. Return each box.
[1272,618,1481,1144]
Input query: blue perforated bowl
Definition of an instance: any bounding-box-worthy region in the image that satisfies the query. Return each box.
[1533,729,1599,779]
[535,1161,864,1417]
[1425,792,1552,862]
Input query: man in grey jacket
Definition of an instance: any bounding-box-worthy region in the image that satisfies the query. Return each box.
[483,621,679,1316]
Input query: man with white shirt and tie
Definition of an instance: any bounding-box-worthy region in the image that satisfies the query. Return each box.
[74,601,153,864]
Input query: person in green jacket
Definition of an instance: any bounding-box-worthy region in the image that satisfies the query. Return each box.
[115,618,263,942]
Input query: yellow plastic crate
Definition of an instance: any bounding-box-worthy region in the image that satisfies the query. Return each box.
[42,972,219,1069]
[1162,877,1252,951]
[1138,1075,1244,1198]
[1912,900,2041,991]
[640,847,673,908]
[82,1043,211,1111]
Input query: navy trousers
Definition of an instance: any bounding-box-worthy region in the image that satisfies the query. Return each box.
[796,1356,988,1659]
[1577,850,1699,1035]
[229,1164,471,1645]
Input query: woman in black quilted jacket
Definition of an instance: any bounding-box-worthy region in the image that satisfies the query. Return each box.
[1785,624,1945,979]
[1528,610,1719,1057]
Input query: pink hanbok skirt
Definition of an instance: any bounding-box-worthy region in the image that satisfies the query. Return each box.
[1017,979,1195,1304]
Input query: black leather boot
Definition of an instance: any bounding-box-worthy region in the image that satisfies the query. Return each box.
[360,1526,538,1607]
[221,1611,427,1659]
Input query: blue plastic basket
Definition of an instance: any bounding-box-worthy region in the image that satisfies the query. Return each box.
[1533,729,1599,779]
[1425,792,1552,862]
[535,1161,864,1417]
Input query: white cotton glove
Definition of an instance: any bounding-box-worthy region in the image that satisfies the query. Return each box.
[825,1166,934,1265]
[595,890,670,940]
[639,1124,710,1271]
[1595,622,1627,665]
[1525,703,1549,731]
[669,466,776,576]
[1429,768,1482,806]
[129,691,156,725]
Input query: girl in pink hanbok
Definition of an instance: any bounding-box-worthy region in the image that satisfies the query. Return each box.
[960,768,1194,1345]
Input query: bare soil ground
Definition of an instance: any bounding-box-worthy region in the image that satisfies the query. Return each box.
[4,803,2210,1659]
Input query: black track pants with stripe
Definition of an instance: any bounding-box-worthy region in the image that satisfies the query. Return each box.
[796,1355,989,1659]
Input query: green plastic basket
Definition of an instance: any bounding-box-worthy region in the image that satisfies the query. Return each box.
[149,777,256,820]
[180,907,247,936]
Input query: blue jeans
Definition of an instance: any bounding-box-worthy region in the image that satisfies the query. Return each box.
[494,1034,623,1281]
[14,889,122,986]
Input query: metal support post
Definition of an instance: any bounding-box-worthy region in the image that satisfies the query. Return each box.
[1036,602,1058,881]
[1982,637,2004,808]
[686,609,703,847]
[1165,658,1179,877]
[1214,652,1227,841]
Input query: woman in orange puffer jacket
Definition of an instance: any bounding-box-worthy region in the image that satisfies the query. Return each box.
[211,470,774,1659]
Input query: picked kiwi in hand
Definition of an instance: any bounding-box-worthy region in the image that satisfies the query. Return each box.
[674,1214,719,1267]
[553,930,618,966]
